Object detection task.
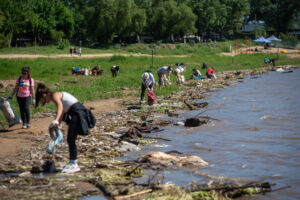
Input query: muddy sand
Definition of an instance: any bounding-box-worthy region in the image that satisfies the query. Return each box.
[0,66,297,199]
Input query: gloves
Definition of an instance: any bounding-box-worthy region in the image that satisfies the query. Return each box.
[49,120,59,128]
[32,99,36,105]
[7,96,13,100]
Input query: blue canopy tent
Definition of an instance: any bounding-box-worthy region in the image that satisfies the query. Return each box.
[266,35,281,42]
[253,36,271,43]
[266,35,282,59]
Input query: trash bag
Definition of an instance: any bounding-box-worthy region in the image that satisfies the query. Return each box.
[181,75,185,84]
[147,90,157,105]
[0,97,21,127]
[46,127,63,154]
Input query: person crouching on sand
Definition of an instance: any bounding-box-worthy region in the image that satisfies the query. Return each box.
[35,83,96,173]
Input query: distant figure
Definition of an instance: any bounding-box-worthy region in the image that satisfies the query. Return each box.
[70,47,73,56]
[110,65,119,77]
[91,64,102,76]
[269,58,276,67]
[264,57,269,68]
[141,72,155,105]
[173,65,186,85]
[191,68,203,80]
[202,62,208,69]
[157,66,172,88]
[78,48,82,56]
[72,67,83,75]
[73,48,77,54]
[206,67,216,79]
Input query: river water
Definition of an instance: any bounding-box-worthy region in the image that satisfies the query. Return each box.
[123,69,300,199]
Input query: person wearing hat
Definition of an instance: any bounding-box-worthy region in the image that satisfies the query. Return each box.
[157,66,172,88]
[141,71,155,104]
[8,66,35,129]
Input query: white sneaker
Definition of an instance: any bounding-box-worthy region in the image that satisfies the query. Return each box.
[22,124,27,129]
[26,123,31,128]
[61,163,80,173]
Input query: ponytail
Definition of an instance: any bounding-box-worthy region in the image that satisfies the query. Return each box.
[35,83,52,107]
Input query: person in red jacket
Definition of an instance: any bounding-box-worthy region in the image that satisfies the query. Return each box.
[206,67,216,79]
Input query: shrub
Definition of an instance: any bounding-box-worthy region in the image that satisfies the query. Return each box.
[255,30,267,37]
[279,33,299,42]
[0,33,7,48]
[57,39,70,50]
[50,29,65,45]
[109,55,126,62]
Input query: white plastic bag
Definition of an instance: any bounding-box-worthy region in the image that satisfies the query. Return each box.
[181,75,185,84]
[0,97,21,127]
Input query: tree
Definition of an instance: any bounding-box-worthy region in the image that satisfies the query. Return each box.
[249,0,300,33]
[149,0,196,40]
[220,0,249,34]
[85,0,116,43]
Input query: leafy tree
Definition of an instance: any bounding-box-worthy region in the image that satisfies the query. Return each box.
[0,0,25,47]
[249,0,300,33]
[149,0,196,40]
[220,0,249,34]
[54,1,75,39]
[85,0,116,43]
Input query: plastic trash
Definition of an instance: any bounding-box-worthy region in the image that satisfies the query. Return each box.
[181,75,185,84]
[0,97,22,127]
[147,90,157,105]
[46,127,63,154]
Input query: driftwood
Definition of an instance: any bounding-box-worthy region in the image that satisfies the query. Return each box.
[192,102,208,108]
[144,136,171,141]
[183,100,194,110]
[114,189,153,200]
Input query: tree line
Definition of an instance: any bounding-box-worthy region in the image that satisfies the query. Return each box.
[0,0,299,47]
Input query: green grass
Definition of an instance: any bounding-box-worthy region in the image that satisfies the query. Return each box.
[0,41,299,127]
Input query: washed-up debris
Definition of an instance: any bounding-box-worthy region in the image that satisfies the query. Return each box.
[127,105,141,110]
[185,117,209,127]
[193,102,208,108]
[174,121,185,126]
[165,109,179,117]
[138,151,208,168]
[189,181,276,199]
[116,141,140,152]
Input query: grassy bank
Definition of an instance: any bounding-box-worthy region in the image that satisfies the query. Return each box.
[1,42,300,126]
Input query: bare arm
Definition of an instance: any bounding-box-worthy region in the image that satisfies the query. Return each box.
[52,92,64,123]
[30,85,35,99]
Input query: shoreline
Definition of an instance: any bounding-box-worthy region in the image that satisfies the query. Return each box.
[0,65,298,199]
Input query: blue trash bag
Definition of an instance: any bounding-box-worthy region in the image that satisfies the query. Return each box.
[46,127,63,154]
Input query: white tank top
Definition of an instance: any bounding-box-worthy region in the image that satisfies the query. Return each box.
[61,92,78,112]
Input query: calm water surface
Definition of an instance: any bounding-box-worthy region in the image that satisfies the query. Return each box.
[123,69,300,199]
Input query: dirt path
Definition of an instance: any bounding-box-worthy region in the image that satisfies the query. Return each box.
[0,53,188,59]
[220,46,300,57]
[0,98,122,158]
